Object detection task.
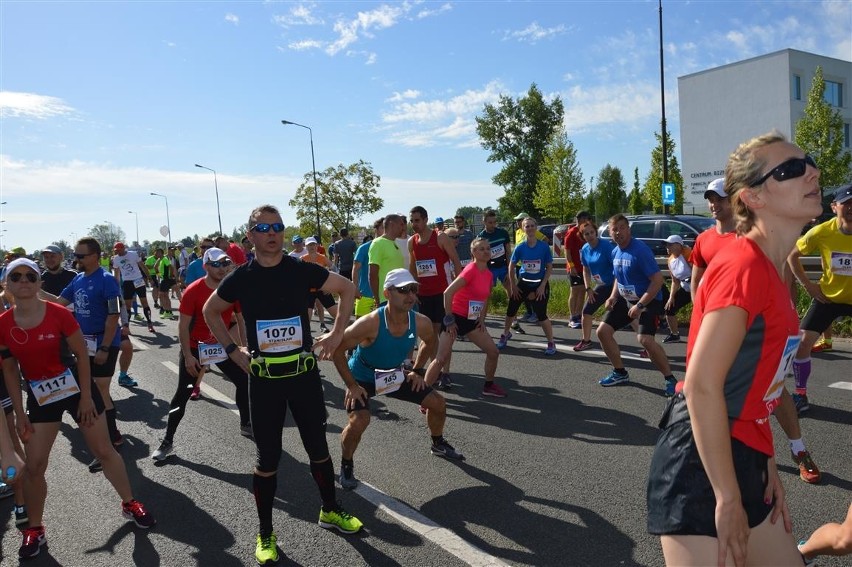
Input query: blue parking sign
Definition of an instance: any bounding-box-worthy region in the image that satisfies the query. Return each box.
[662,183,675,205]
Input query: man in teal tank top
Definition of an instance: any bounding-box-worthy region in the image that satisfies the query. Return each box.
[331,269,464,489]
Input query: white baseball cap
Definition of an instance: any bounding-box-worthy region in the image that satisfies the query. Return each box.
[703,178,726,199]
[664,235,684,245]
[203,247,229,264]
[383,268,418,289]
[304,237,318,245]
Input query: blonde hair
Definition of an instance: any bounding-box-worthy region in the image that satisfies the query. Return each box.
[725,131,787,235]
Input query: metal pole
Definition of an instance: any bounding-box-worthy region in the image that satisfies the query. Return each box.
[195,164,223,235]
[281,120,322,242]
[659,0,669,215]
[128,210,139,244]
[150,192,171,243]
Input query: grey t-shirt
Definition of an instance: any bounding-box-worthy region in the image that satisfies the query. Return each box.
[334,237,357,271]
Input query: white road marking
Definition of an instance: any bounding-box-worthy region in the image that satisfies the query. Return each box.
[158,359,507,566]
[517,340,648,361]
[828,381,852,391]
[129,335,149,350]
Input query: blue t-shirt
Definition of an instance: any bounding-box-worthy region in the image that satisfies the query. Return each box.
[184,258,205,286]
[478,227,511,269]
[611,238,662,302]
[59,267,122,347]
[349,306,416,384]
[510,240,552,283]
[581,239,616,288]
[354,241,373,298]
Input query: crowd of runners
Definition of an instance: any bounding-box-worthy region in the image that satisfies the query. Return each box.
[0,131,850,565]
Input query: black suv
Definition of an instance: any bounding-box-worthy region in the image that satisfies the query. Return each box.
[599,215,716,256]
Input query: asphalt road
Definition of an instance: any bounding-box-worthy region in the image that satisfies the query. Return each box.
[0,309,849,566]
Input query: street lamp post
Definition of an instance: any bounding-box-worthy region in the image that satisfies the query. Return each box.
[128,210,140,245]
[149,192,172,244]
[281,119,322,243]
[194,163,223,235]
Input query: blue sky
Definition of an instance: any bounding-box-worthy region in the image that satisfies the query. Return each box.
[1,0,850,252]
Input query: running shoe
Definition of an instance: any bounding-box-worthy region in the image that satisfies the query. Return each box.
[639,349,649,359]
[133,313,144,321]
[88,457,103,473]
[152,440,174,462]
[599,370,629,387]
[240,424,254,438]
[18,525,46,559]
[792,393,810,414]
[573,339,592,352]
[339,463,358,490]
[437,372,452,390]
[319,324,330,333]
[112,433,124,447]
[797,540,817,566]
[318,503,363,534]
[482,381,508,398]
[118,373,138,387]
[662,334,681,344]
[791,450,822,484]
[811,337,832,353]
[664,378,677,398]
[511,321,526,334]
[13,504,28,526]
[148,323,155,333]
[568,318,582,329]
[544,342,557,356]
[430,439,465,460]
[0,481,12,499]
[121,499,156,529]
[190,385,201,400]
[526,313,539,324]
[496,332,512,350]
[255,533,279,565]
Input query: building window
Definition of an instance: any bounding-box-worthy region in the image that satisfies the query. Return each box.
[792,74,801,100]
[824,80,843,107]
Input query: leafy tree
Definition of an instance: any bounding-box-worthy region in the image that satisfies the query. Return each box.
[475,83,564,217]
[87,222,126,252]
[595,165,628,220]
[48,239,73,259]
[628,167,645,214]
[455,206,487,221]
[289,160,383,237]
[794,66,852,189]
[229,225,249,242]
[533,128,585,223]
[642,129,684,213]
[583,176,596,222]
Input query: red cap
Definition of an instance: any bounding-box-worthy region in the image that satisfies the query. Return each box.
[114,242,126,250]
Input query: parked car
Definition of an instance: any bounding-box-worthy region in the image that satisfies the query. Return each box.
[598,214,716,256]
[551,223,572,256]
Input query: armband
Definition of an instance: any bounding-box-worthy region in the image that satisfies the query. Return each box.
[106,297,121,315]
[225,343,239,355]
[442,314,456,326]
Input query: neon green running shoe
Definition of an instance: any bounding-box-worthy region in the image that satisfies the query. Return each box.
[318,504,363,534]
[255,533,278,565]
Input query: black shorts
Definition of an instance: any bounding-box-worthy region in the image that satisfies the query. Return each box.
[307,290,336,309]
[664,287,692,317]
[507,281,550,321]
[91,347,120,378]
[442,313,480,337]
[417,293,445,324]
[583,284,613,316]
[0,374,11,416]
[647,393,772,536]
[121,280,147,301]
[569,274,584,287]
[26,374,106,424]
[602,296,664,335]
[159,278,176,292]
[800,299,852,334]
[347,376,434,412]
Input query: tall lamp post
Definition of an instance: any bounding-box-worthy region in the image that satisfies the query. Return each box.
[194,163,223,235]
[0,201,6,250]
[149,192,172,244]
[128,210,140,246]
[281,119,321,242]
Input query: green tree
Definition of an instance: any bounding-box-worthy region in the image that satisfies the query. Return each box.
[47,239,73,260]
[455,206,486,221]
[794,66,852,189]
[595,165,628,220]
[583,176,596,222]
[533,128,585,223]
[87,222,126,252]
[627,166,645,214]
[642,129,684,213]
[289,160,383,237]
[475,83,564,217]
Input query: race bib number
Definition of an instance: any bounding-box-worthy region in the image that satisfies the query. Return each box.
[415,259,438,278]
[83,335,97,357]
[467,300,484,320]
[592,274,604,287]
[198,342,228,365]
[490,244,505,259]
[374,368,405,396]
[830,252,852,276]
[763,334,801,414]
[30,369,80,407]
[256,317,303,353]
[522,259,542,274]
[133,277,145,288]
[618,284,639,301]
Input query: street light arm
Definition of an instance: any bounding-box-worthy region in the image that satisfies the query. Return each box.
[281,119,321,242]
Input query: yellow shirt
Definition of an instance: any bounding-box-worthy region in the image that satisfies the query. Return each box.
[796,217,852,303]
[514,228,546,245]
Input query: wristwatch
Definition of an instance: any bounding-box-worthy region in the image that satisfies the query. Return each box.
[635,302,646,310]
[225,343,239,355]
[98,345,110,352]
[443,314,456,326]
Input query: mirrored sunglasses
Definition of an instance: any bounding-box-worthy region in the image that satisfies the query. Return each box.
[393,285,419,295]
[206,259,232,268]
[250,222,285,233]
[751,155,818,187]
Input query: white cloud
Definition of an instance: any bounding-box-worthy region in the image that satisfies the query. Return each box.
[417,3,452,19]
[288,39,324,51]
[163,40,176,48]
[0,92,74,119]
[383,81,504,124]
[272,3,324,27]
[562,83,662,132]
[225,13,239,25]
[345,49,377,65]
[386,89,421,102]
[503,22,567,43]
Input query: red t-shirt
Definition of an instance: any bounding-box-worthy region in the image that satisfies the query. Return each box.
[412,230,450,297]
[451,262,492,319]
[179,278,239,348]
[563,226,584,269]
[690,228,736,268]
[0,302,80,381]
[225,243,248,265]
[687,238,800,456]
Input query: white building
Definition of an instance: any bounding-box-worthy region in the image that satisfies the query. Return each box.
[678,49,851,213]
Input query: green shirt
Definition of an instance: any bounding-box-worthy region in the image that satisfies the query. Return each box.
[368,237,405,298]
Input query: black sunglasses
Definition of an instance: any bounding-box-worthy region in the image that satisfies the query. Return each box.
[73,252,94,259]
[9,272,38,283]
[206,259,232,268]
[750,155,818,187]
[250,223,285,233]
[392,285,419,295]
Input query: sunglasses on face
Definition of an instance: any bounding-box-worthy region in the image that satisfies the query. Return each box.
[751,155,818,187]
[392,285,419,295]
[206,259,232,268]
[250,222,285,233]
[9,272,38,283]
[73,252,94,259]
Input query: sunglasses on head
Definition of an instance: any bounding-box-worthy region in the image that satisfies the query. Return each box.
[206,259,232,268]
[250,222,285,233]
[751,155,818,187]
[73,252,94,259]
[392,284,419,295]
[9,272,38,283]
